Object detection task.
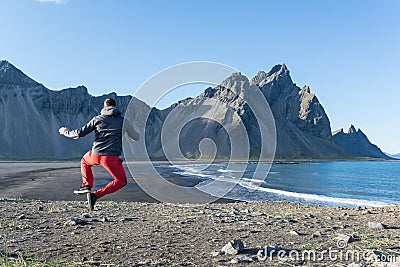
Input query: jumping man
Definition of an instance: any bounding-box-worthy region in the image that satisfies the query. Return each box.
[59,98,139,210]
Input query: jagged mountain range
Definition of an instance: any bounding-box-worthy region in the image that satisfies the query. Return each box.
[0,60,392,160]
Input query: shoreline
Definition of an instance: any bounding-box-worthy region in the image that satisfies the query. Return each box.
[0,162,236,204]
[1,161,399,207]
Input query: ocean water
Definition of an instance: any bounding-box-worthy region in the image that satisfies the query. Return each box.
[158,161,400,207]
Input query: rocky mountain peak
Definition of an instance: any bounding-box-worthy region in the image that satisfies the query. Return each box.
[301,85,311,94]
[219,72,249,97]
[1,60,20,76]
[333,125,390,159]
[0,60,11,70]
[250,64,292,88]
[348,124,357,134]
[267,63,289,76]
[0,60,38,86]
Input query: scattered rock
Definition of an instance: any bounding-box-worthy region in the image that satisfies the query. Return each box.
[121,217,135,222]
[37,206,43,211]
[368,222,386,229]
[81,213,90,218]
[18,214,26,220]
[251,212,263,216]
[221,239,244,255]
[210,251,222,257]
[65,218,87,226]
[230,211,239,216]
[362,210,373,215]
[289,230,301,236]
[311,231,322,238]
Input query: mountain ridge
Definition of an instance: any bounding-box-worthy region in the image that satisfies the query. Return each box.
[0,60,391,160]
[332,125,391,159]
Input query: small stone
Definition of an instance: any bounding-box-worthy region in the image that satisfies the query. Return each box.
[311,231,322,238]
[289,230,301,236]
[362,210,372,215]
[368,221,385,229]
[252,212,263,216]
[81,213,90,218]
[210,251,221,257]
[65,218,87,226]
[37,206,43,211]
[49,247,58,251]
[18,214,26,220]
[121,217,135,222]
[100,217,109,222]
[221,239,244,255]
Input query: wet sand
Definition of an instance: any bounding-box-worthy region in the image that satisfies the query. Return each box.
[0,161,233,203]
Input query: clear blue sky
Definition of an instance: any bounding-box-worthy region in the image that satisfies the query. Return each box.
[1,0,399,153]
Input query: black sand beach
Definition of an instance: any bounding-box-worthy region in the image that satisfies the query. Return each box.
[0,161,233,203]
[1,162,400,266]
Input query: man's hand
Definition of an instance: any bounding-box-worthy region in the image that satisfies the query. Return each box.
[59,127,68,135]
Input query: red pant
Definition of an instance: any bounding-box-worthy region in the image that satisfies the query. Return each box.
[81,150,127,199]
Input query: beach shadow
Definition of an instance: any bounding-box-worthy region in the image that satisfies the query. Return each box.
[241,248,261,254]
[385,226,400,230]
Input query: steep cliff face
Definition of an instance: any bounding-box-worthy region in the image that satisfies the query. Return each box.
[332,125,390,159]
[155,72,262,159]
[148,65,348,159]
[0,60,137,159]
[0,60,389,160]
[250,64,346,158]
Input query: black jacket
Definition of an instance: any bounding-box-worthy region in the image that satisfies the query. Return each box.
[63,106,139,156]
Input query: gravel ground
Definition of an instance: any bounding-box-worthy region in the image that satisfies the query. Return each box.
[1,199,400,266]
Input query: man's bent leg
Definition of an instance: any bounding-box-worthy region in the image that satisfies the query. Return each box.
[81,150,100,187]
[93,156,127,199]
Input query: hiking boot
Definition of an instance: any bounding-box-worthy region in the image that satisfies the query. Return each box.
[74,186,92,195]
[87,193,97,211]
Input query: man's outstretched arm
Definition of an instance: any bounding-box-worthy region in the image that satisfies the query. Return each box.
[59,118,96,139]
